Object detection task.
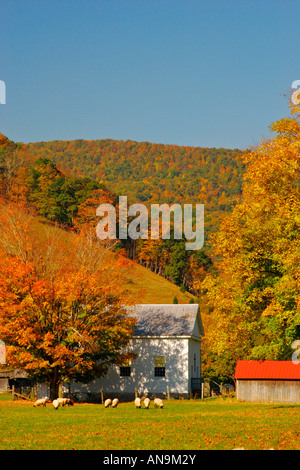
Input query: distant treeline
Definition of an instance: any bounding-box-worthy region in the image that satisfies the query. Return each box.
[26,139,245,235]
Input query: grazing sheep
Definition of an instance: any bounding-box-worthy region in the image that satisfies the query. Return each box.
[33,397,48,407]
[52,397,74,409]
[134,397,141,408]
[58,397,74,407]
[104,398,112,408]
[52,399,60,410]
[154,398,164,408]
[56,397,66,406]
[64,398,74,406]
[144,397,150,409]
[111,398,119,408]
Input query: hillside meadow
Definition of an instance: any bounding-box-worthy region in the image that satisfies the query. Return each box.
[0,395,299,450]
[31,215,195,306]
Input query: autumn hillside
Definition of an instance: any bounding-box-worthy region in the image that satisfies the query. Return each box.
[25,139,245,235]
[31,215,195,305]
[22,138,245,297]
[0,133,195,306]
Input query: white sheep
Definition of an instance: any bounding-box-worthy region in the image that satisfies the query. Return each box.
[154,398,164,408]
[144,397,150,409]
[134,397,141,408]
[104,398,112,408]
[52,399,60,410]
[52,397,74,409]
[111,398,119,408]
[56,397,66,406]
[33,397,48,407]
[57,397,74,407]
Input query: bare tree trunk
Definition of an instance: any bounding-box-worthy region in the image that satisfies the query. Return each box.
[49,369,60,400]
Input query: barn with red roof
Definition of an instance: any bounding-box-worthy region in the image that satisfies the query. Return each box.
[234,360,300,403]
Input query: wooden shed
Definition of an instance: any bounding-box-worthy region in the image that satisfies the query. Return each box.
[234,360,300,403]
[0,368,34,396]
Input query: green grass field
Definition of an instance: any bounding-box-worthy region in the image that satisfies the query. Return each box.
[1,395,300,450]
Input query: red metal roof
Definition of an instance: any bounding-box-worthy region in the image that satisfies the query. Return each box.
[234,360,300,380]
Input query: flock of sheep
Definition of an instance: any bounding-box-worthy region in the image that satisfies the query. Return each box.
[104,397,163,409]
[33,396,164,409]
[33,397,74,409]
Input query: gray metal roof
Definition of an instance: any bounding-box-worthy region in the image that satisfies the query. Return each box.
[0,368,28,379]
[126,304,203,337]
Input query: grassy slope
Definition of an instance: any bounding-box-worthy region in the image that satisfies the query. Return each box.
[125,261,194,304]
[32,216,194,305]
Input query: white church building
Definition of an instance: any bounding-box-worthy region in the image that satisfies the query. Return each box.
[38,304,205,401]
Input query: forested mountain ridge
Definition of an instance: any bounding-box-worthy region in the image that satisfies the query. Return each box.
[26,139,245,235]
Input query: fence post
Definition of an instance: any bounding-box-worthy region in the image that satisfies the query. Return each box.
[101,386,103,405]
[12,385,15,401]
[167,386,170,400]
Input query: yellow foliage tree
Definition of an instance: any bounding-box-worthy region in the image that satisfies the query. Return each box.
[202,101,300,380]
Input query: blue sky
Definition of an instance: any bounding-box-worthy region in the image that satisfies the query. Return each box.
[1,0,299,149]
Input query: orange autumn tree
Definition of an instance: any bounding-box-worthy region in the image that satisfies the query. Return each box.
[73,188,117,234]
[0,204,136,399]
